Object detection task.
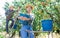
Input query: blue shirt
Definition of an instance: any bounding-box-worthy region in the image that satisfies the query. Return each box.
[5,9,15,16]
[19,13,35,25]
[19,13,31,25]
[5,9,15,19]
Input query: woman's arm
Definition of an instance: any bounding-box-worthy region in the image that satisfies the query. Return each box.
[23,17,31,20]
[18,16,31,20]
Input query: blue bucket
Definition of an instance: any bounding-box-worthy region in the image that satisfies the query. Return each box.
[41,20,53,31]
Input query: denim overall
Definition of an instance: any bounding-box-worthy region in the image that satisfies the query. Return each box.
[19,13,34,38]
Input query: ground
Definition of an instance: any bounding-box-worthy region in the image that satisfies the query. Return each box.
[0,32,60,38]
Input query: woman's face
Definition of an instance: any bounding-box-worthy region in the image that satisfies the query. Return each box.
[10,6,14,10]
[26,7,32,13]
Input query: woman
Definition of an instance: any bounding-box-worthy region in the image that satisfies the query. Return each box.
[18,4,35,38]
[5,5,20,34]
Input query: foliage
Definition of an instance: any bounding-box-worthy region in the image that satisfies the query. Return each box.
[3,0,60,34]
[0,35,4,38]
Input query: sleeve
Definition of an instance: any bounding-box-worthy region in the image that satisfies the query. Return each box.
[30,13,35,20]
[5,10,9,16]
[28,13,35,25]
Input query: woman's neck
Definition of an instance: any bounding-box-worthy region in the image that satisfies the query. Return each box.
[27,11,31,14]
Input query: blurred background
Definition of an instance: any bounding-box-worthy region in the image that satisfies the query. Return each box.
[0,0,60,38]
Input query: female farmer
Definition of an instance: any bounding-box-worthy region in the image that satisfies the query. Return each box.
[5,5,20,33]
[18,4,35,38]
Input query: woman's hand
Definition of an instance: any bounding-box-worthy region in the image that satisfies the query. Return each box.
[18,16,23,20]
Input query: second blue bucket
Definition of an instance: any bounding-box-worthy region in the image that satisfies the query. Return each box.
[41,20,53,31]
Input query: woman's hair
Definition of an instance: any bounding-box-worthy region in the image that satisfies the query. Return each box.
[25,4,34,10]
[9,5,14,8]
